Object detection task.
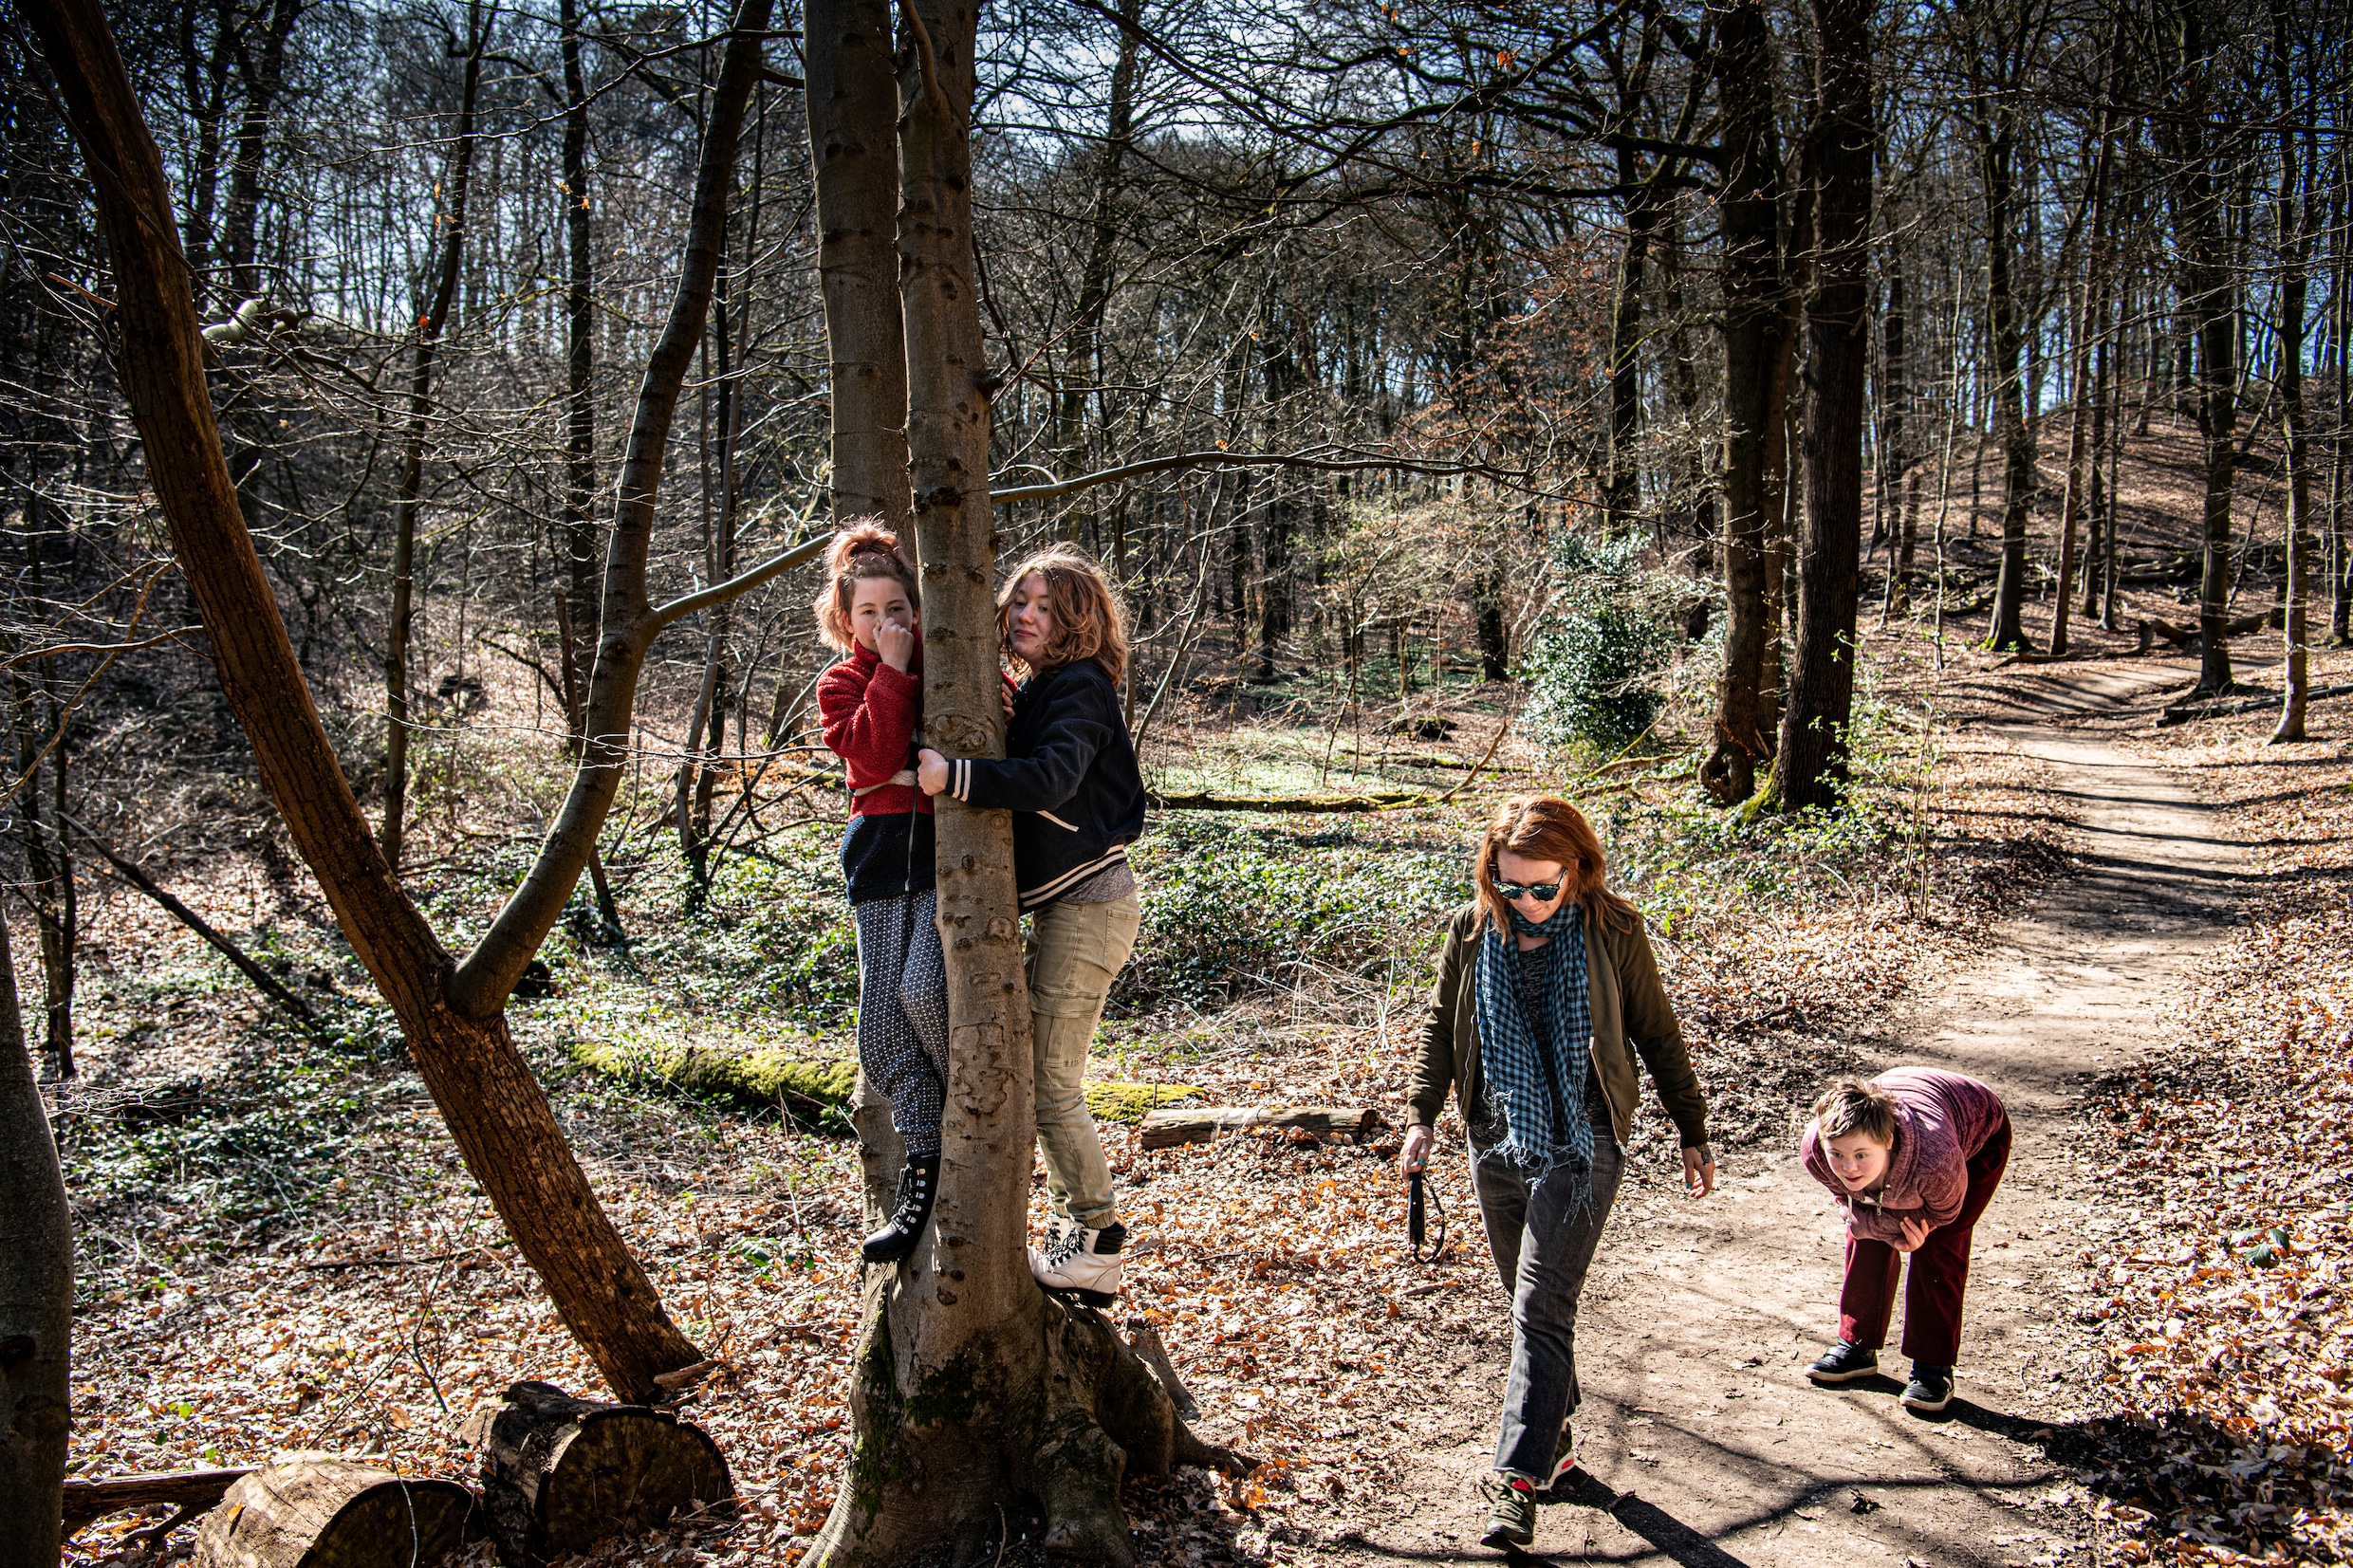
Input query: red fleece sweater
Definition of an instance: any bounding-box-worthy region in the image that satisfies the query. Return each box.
[817,642,931,821]
[1800,1067,2008,1245]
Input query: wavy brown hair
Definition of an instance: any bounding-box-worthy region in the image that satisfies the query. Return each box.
[812,522,919,653]
[1471,795,1638,934]
[1811,1078,1900,1144]
[996,545,1129,686]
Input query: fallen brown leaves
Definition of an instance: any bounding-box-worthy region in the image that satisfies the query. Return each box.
[2046,694,2353,1567]
[46,679,2085,1568]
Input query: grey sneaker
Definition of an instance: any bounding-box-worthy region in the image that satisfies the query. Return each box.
[1806,1340,1880,1384]
[1480,1475,1536,1550]
[1902,1362,1955,1411]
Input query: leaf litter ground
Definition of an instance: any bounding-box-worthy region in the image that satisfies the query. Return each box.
[47,649,2187,1568]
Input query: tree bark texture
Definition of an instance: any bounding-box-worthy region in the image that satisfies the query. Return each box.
[214,0,302,304]
[0,916,70,1568]
[2049,72,2116,657]
[1700,0,1783,806]
[17,0,764,1403]
[1052,0,1143,540]
[2158,0,2237,693]
[1772,0,1874,812]
[1977,115,2034,651]
[811,6,1243,1560]
[2270,14,2313,741]
[380,2,490,871]
[558,0,600,742]
[806,0,914,534]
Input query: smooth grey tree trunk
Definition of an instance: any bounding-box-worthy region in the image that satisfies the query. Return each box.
[0,915,71,1568]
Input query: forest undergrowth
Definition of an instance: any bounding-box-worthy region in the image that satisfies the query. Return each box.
[47,631,2084,1566]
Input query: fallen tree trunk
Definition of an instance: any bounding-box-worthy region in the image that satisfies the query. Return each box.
[195,1458,472,1567]
[62,1469,251,1536]
[64,817,322,1035]
[1147,790,1435,813]
[1139,1105,1386,1150]
[2142,608,2275,644]
[477,1381,730,1565]
[2159,681,2353,727]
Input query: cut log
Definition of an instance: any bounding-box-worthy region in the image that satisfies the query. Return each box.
[1139,1105,1386,1150]
[194,1456,473,1567]
[62,1467,252,1535]
[479,1380,732,1563]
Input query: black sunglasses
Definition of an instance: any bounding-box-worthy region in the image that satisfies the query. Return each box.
[1491,871,1566,902]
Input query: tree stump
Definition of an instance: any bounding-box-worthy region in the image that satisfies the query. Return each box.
[194,1456,473,1568]
[478,1380,732,1563]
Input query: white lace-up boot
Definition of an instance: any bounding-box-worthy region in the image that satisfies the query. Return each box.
[1028,1220,1125,1306]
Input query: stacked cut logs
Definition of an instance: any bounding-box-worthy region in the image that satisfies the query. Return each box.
[64,1382,732,1568]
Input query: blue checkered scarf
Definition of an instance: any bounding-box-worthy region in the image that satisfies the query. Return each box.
[1474,902,1596,1185]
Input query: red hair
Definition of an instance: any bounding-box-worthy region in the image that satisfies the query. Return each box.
[812,523,919,653]
[996,545,1130,687]
[1471,795,1638,934]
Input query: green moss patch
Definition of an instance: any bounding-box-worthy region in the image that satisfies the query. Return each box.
[568,1038,856,1115]
[1083,1081,1206,1124]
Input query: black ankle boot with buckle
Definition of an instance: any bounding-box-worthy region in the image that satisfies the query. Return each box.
[861,1154,939,1264]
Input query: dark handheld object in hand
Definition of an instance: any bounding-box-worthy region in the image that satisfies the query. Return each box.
[1408,1170,1447,1264]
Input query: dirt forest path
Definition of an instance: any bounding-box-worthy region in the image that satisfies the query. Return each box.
[1327,663,2244,1567]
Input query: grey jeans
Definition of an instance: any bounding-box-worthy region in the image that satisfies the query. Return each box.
[1470,1125,1625,1480]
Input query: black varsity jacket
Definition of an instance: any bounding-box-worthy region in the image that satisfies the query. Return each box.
[942,658,1147,909]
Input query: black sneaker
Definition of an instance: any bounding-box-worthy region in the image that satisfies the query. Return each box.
[1806,1340,1880,1384]
[1902,1362,1955,1411]
[860,1155,939,1265]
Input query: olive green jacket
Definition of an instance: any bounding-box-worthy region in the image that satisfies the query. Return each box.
[1408,899,1709,1152]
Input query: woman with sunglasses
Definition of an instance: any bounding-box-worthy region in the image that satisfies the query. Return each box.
[1402,794,1714,1553]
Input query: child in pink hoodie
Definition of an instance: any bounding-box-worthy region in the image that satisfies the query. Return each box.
[1799,1068,2010,1411]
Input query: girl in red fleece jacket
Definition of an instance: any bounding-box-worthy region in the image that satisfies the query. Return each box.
[1800,1068,2011,1411]
[812,526,947,1266]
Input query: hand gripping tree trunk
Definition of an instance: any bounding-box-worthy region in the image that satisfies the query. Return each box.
[811,6,1243,1561]
[0,917,71,1568]
[1771,0,1873,811]
[25,0,807,1404]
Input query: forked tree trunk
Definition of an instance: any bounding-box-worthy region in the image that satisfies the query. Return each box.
[811,5,1242,1560]
[25,0,806,1404]
[1701,0,1784,806]
[0,916,71,1568]
[1772,0,1874,812]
